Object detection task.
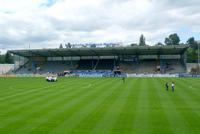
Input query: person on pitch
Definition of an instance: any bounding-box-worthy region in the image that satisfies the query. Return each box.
[122,76,126,83]
[172,82,175,92]
[165,82,169,91]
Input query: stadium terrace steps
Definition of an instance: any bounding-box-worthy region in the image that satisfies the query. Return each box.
[77,60,97,70]
[95,59,114,70]
[120,60,156,74]
[138,61,157,74]
[119,62,137,73]
[16,61,73,74]
[15,59,185,75]
[162,60,185,74]
[94,59,100,70]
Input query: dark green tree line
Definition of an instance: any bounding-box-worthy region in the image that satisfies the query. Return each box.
[0,52,13,64]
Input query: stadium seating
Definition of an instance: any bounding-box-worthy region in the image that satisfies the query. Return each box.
[162,60,185,74]
[39,61,71,74]
[96,59,114,70]
[119,62,137,73]
[138,60,156,74]
[16,61,74,74]
[119,60,156,74]
[77,60,97,70]
[8,45,189,75]
[14,59,185,75]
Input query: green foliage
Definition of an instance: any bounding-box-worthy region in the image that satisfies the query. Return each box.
[186,37,199,63]
[130,43,138,46]
[187,37,195,45]
[155,42,164,46]
[187,48,198,63]
[139,34,146,46]
[0,55,5,64]
[59,44,64,49]
[164,38,171,45]
[5,52,13,63]
[66,43,71,48]
[164,33,180,45]
[186,37,198,51]
[91,44,96,48]
[0,52,13,64]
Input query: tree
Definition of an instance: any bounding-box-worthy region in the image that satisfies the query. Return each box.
[5,52,13,63]
[186,37,199,63]
[164,33,180,45]
[139,34,146,46]
[91,44,96,48]
[164,38,172,45]
[155,42,164,46]
[66,43,71,48]
[0,55,3,63]
[130,43,138,46]
[186,37,198,50]
[59,43,63,49]
[186,37,195,44]
[187,47,198,63]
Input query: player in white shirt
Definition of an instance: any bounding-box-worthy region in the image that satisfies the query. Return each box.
[46,76,50,82]
[52,76,57,82]
[46,76,57,82]
[172,82,175,92]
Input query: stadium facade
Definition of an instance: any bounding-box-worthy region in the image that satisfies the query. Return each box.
[8,45,189,76]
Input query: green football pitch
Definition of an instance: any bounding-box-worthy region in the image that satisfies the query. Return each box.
[0,77,200,134]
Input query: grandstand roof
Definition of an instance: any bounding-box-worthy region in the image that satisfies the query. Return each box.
[8,45,189,57]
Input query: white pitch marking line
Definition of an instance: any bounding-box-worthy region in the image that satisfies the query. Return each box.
[82,84,92,89]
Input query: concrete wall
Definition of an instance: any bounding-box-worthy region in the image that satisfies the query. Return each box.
[0,64,14,74]
[187,63,199,73]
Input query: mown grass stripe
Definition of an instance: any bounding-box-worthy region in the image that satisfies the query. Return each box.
[0,79,75,101]
[8,78,116,134]
[0,78,106,132]
[47,78,124,134]
[0,78,46,96]
[175,78,200,97]
[132,78,151,134]
[0,77,200,134]
[0,78,94,115]
[87,78,136,134]
[107,78,140,134]
[0,78,78,101]
[168,78,200,117]
[159,78,200,134]
[148,78,173,134]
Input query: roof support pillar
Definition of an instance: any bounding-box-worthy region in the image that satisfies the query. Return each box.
[113,59,116,69]
[70,58,74,70]
[160,59,162,74]
[92,60,94,70]
[32,61,34,73]
[51,61,54,73]
[184,51,187,73]
[136,56,139,73]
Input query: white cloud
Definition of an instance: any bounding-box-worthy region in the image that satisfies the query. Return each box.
[0,0,200,53]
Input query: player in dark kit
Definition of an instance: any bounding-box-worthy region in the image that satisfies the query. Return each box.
[122,76,125,83]
[165,82,169,91]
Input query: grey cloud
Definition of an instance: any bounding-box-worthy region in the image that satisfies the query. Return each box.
[0,0,200,51]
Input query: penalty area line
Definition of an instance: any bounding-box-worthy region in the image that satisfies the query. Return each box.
[82,84,92,89]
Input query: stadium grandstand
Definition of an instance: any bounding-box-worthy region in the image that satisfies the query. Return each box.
[8,45,189,77]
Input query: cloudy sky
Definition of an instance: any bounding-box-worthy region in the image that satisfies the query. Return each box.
[0,0,200,53]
